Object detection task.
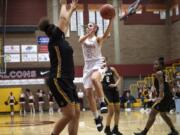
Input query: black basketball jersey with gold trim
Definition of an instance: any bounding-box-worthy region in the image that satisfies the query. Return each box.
[154,71,171,97]
[48,27,74,80]
[102,67,115,87]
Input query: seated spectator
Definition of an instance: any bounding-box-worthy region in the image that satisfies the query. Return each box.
[144,86,156,112]
[176,88,180,97]
[77,88,85,111]
[140,86,149,109]
[124,91,136,111]
[120,90,128,109]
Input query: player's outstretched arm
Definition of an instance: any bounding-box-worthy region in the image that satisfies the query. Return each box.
[58,0,78,34]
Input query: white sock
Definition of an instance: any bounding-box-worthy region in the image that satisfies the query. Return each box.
[92,111,99,119]
[99,97,105,103]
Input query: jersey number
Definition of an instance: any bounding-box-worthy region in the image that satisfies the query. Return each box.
[106,76,110,83]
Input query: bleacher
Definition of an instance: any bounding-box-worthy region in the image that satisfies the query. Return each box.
[128,61,180,111]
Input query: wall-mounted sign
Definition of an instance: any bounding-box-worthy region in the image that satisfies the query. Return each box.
[4,45,20,53]
[38,53,49,62]
[22,54,37,62]
[5,54,20,63]
[0,68,50,79]
[21,45,37,53]
[38,45,48,53]
[37,36,49,45]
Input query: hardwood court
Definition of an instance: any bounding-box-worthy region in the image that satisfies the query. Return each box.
[0,111,179,135]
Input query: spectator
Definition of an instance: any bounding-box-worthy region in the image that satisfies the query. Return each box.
[77,88,85,111]
[19,91,26,116]
[125,91,136,111]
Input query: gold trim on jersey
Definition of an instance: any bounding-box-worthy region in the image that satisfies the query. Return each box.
[104,95,110,104]
[53,78,71,103]
[152,101,160,112]
[54,46,61,78]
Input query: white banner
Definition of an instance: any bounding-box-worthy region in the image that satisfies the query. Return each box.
[0,77,83,86]
[5,54,20,62]
[4,45,20,53]
[71,11,77,31]
[176,5,179,15]
[22,54,37,62]
[38,53,49,62]
[21,45,37,53]
[160,10,166,20]
[96,11,104,36]
[0,79,45,86]
[73,77,83,83]
[77,11,84,36]
[89,10,96,24]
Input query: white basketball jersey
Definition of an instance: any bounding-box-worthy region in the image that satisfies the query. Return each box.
[82,36,102,61]
[29,95,34,100]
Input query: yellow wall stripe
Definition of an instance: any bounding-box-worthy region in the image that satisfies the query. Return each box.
[0,87,21,112]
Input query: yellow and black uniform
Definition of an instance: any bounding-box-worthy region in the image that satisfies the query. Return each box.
[152,71,173,112]
[102,67,120,104]
[46,26,79,107]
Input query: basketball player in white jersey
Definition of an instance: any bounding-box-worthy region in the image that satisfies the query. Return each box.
[79,17,114,132]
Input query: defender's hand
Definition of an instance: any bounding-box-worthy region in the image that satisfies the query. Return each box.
[70,0,78,11]
[109,84,116,88]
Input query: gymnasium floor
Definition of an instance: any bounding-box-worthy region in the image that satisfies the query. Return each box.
[0,111,179,135]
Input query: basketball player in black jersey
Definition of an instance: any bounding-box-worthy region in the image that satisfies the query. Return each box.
[38,0,80,135]
[134,57,179,135]
[102,58,123,135]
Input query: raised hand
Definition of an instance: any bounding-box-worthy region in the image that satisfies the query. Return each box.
[59,0,67,5]
[70,0,78,11]
[120,0,142,21]
[109,84,117,88]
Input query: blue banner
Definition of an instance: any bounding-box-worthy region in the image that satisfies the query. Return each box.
[37,36,49,45]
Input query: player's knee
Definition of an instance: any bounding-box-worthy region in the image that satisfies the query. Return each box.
[108,111,114,117]
[69,112,76,120]
[149,111,157,119]
[86,90,93,99]
[75,107,80,119]
[108,108,114,116]
[91,76,98,84]
[115,109,120,115]
[160,112,166,118]
[91,72,101,83]
[65,110,76,120]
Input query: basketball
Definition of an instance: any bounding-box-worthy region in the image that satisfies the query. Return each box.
[100,4,115,19]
